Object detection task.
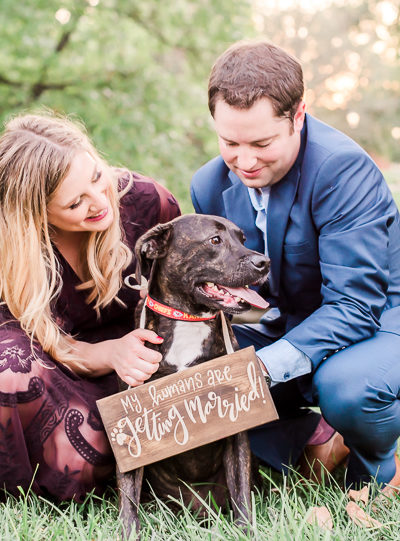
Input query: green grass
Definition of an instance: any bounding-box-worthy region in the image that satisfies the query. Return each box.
[1,468,400,540]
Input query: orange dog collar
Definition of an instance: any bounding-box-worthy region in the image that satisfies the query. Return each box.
[145,295,217,321]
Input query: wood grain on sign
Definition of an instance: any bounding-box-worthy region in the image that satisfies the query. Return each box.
[97,346,278,473]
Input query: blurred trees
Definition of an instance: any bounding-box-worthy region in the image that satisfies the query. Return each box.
[255,0,400,166]
[0,0,398,211]
[0,0,254,211]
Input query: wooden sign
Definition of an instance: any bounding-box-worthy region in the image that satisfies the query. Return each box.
[97,346,278,473]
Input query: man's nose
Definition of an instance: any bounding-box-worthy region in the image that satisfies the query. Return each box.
[236,148,257,170]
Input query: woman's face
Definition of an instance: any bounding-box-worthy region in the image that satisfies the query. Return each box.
[47,151,114,235]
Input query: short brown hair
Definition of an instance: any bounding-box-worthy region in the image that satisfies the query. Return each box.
[208,40,304,122]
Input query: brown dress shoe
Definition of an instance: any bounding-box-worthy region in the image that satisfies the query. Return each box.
[297,431,350,483]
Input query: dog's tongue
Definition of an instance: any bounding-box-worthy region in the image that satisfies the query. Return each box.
[222,286,269,309]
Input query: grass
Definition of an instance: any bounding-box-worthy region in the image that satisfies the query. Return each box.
[1,467,400,540]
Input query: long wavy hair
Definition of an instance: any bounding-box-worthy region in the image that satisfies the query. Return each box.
[0,112,133,368]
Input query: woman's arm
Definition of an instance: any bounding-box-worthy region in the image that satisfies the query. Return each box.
[69,329,163,386]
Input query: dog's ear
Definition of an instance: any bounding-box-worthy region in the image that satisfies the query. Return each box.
[134,221,173,284]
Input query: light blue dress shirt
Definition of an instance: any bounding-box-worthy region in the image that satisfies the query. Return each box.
[247,187,312,385]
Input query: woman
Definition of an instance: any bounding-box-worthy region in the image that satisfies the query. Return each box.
[0,112,180,501]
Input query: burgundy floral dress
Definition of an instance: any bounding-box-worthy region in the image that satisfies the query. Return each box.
[0,175,180,502]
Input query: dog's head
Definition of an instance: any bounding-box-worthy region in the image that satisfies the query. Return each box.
[134,214,269,315]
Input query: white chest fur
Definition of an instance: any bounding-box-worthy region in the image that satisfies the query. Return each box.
[164,320,212,371]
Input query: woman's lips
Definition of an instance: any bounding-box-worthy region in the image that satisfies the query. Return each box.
[238,168,263,179]
[86,208,108,222]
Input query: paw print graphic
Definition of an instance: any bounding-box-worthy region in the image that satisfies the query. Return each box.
[111,426,129,446]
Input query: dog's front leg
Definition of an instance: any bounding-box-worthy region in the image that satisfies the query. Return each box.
[234,431,252,521]
[117,466,144,540]
[223,436,239,506]
[223,432,252,524]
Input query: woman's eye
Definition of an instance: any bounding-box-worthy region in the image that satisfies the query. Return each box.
[209,236,222,245]
[93,170,102,182]
[69,199,81,209]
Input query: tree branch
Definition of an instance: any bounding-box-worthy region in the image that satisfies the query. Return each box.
[55,30,73,53]
[0,74,23,87]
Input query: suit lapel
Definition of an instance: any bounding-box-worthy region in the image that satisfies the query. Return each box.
[267,166,301,296]
[223,172,264,253]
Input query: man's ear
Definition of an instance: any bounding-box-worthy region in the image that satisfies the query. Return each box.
[293,100,306,132]
[134,221,173,284]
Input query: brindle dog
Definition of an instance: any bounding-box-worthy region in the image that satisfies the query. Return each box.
[117,214,269,539]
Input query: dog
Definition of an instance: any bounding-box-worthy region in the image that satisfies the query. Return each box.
[117,214,270,539]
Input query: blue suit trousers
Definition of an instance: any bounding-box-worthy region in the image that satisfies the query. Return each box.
[233,323,400,487]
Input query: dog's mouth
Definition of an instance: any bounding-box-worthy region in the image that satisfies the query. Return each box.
[197,282,269,312]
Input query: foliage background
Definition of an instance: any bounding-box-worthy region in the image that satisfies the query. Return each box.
[0,0,399,213]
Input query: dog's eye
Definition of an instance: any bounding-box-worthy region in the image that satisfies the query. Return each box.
[209,236,222,245]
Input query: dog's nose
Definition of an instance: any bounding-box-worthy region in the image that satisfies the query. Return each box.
[249,253,269,271]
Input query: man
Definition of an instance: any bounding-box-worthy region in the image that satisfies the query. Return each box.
[191,40,400,489]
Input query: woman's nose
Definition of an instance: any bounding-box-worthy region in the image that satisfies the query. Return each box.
[89,188,107,210]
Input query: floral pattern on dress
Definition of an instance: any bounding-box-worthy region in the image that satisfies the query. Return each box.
[0,344,35,374]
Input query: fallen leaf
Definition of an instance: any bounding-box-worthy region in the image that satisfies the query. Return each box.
[348,485,369,505]
[372,486,400,511]
[346,501,382,528]
[306,506,333,530]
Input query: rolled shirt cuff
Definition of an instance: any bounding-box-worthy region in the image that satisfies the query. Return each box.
[256,338,312,386]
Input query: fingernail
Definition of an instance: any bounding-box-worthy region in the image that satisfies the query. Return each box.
[156,335,163,341]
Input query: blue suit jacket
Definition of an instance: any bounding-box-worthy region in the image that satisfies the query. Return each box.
[191,115,400,369]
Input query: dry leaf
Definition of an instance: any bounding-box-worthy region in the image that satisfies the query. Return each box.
[372,486,399,511]
[306,506,333,530]
[346,501,382,528]
[348,485,370,505]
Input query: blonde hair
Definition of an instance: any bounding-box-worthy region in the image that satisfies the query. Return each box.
[0,112,133,368]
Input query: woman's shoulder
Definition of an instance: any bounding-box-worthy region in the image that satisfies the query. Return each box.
[117,169,180,224]
[115,169,180,248]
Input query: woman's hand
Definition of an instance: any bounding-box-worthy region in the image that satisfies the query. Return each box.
[107,329,163,386]
[70,329,163,386]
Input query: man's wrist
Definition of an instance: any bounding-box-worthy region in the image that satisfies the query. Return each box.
[257,356,271,387]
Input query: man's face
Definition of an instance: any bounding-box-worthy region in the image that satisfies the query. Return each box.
[213,97,305,189]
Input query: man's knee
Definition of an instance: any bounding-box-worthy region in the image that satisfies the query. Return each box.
[313,360,365,431]
[313,345,400,443]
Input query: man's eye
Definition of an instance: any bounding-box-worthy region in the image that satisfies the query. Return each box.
[209,236,222,245]
[255,142,270,148]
